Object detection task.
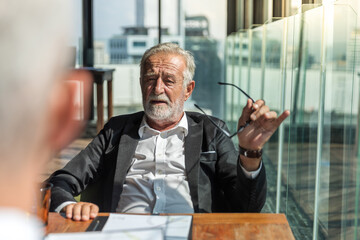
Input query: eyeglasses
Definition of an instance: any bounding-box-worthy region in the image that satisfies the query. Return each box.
[194,82,255,138]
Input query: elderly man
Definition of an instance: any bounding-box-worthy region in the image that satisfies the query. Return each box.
[49,43,289,221]
[0,0,91,238]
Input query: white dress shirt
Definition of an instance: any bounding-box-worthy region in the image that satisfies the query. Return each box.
[116,113,194,214]
[0,208,43,240]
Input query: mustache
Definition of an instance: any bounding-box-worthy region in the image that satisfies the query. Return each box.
[147,94,170,104]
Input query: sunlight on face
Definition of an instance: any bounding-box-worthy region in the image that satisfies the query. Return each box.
[141,53,187,123]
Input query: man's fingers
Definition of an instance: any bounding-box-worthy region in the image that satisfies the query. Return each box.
[81,204,91,221]
[264,111,278,120]
[72,203,83,221]
[239,99,255,126]
[252,99,265,112]
[90,204,99,219]
[259,110,290,129]
[260,110,289,129]
[251,104,269,121]
[65,204,74,219]
[63,202,99,221]
[275,110,290,127]
[253,111,275,129]
[244,99,254,113]
[254,99,265,106]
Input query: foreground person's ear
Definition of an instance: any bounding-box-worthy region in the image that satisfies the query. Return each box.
[47,69,93,152]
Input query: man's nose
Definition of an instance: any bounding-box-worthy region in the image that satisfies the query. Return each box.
[154,77,165,95]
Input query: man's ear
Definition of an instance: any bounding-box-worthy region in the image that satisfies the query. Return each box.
[47,70,92,152]
[184,80,195,101]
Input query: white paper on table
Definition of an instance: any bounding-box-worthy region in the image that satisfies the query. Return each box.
[102,214,192,239]
[45,228,164,240]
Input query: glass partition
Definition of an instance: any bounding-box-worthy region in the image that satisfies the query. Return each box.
[224,34,235,129]
[183,0,226,118]
[262,18,286,214]
[239,31,250,108]
[231,32,242,141]
[248,27,263,100]
[225,2,359,239]
[288,6,324,238]
[319,4,358,239]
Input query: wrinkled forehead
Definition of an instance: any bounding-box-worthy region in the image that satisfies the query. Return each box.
[143,52,186,75]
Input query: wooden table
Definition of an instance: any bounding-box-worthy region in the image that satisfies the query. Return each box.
[46,212,295,239]
[81,67,115,133]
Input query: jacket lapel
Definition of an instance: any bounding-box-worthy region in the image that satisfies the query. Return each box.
[185,114,203,212]
[111,113,143,211]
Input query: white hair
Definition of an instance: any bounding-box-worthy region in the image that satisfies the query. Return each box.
[0,0,72,159]
[140,42,196,87]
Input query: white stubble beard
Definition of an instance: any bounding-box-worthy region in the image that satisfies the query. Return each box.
[143,92,185,123]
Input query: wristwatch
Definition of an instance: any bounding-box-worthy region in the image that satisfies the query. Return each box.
[239,145,263,158]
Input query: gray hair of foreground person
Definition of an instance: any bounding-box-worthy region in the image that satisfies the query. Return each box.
[0,0,90,213]
[140,42,196,86]
[0,0,72,161]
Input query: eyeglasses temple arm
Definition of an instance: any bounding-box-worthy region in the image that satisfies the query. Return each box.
[218,82,255,103]
[194,104,232,137]
[229,120,251,138]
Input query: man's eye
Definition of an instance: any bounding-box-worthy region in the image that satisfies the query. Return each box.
[165,79,175,84]
[146,77,157,81]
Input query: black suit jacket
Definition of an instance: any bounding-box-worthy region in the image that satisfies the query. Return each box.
[49,111,266,213]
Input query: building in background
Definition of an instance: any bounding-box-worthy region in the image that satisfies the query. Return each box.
[109,27,183,64]
[108,0,183,64]
[185,15,222,117]
[94,40,109,64]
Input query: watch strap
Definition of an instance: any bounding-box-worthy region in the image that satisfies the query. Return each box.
[239,145,262,158]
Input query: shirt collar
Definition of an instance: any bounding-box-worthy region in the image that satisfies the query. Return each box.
[138,112,188,138]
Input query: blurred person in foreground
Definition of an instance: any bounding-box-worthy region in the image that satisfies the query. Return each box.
[0,0,91,239]
[49,43,290,221]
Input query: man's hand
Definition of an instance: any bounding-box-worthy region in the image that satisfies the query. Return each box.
[237,99,290,170]
[62,202,99,221]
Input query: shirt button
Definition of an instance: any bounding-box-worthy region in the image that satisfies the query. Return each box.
[156,186,161,191]
[157,170,163,175]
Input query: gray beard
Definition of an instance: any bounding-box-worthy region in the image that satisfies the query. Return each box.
[143,96,184,123]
